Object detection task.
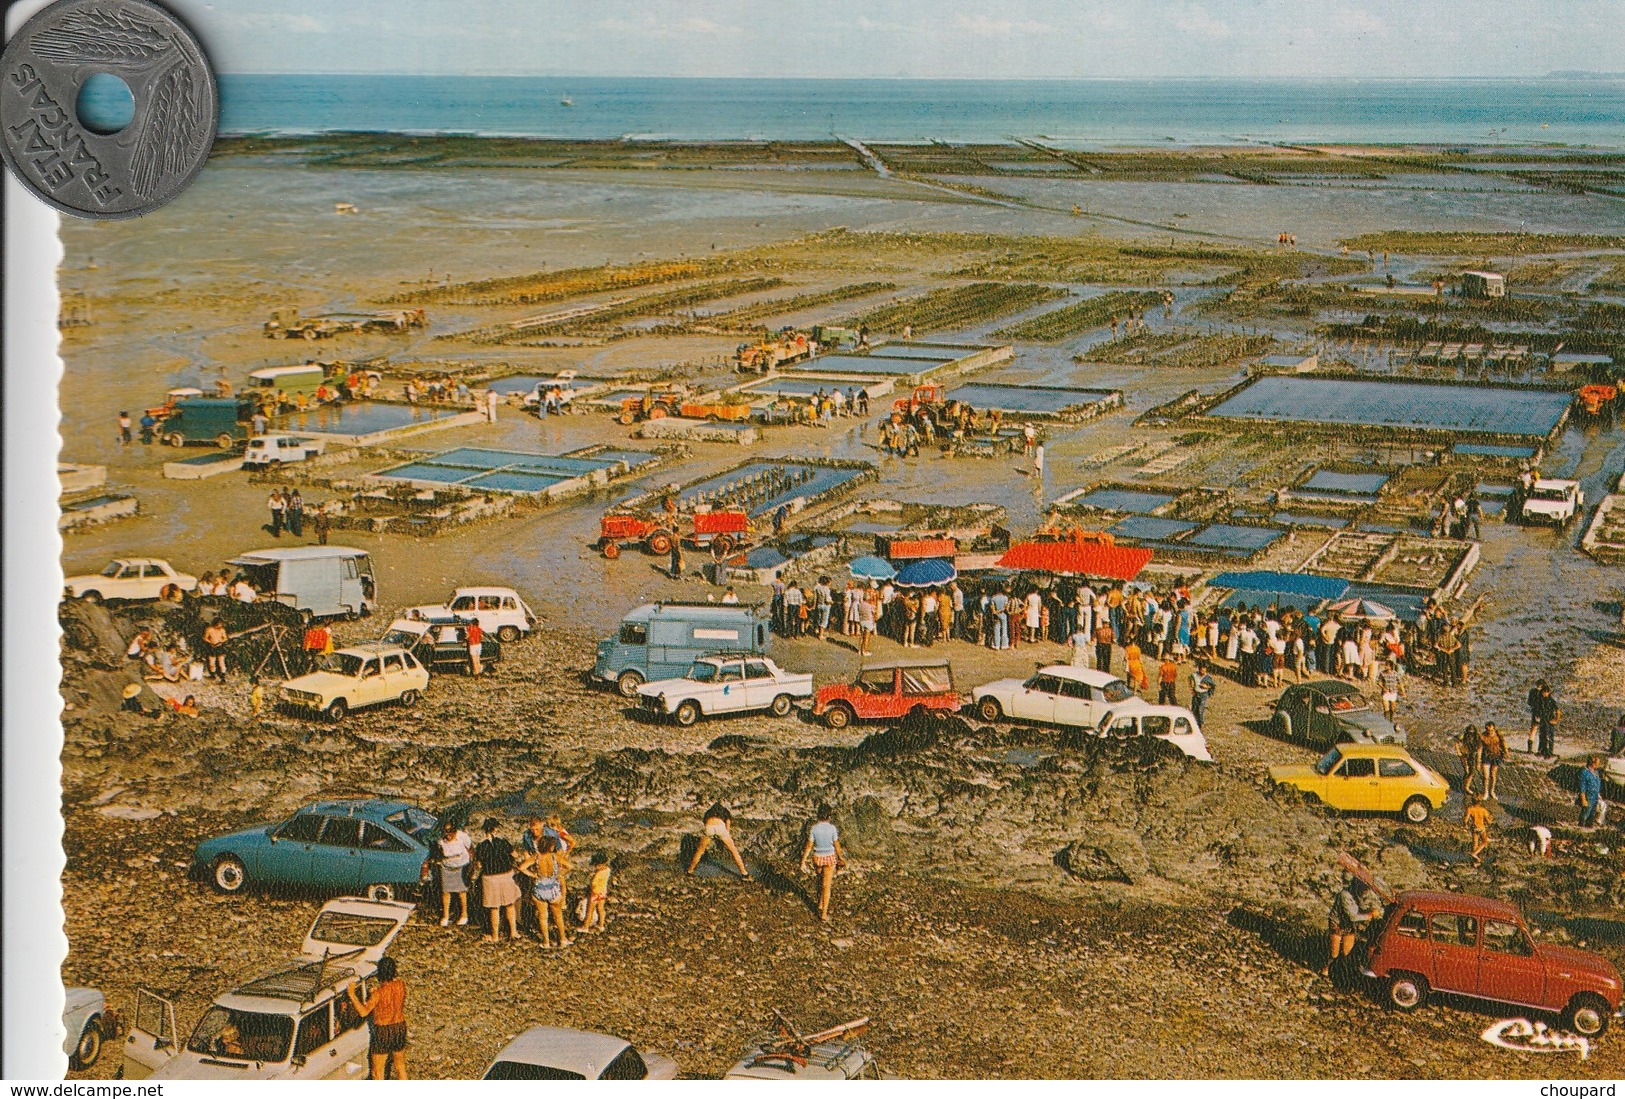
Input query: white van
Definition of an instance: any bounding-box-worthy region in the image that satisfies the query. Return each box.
[229,546,375,620]
[123,898,412,1080]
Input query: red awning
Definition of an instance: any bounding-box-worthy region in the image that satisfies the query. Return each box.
[997,541,1153,580]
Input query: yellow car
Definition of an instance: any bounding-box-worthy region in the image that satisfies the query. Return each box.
[1269,743,1449,823]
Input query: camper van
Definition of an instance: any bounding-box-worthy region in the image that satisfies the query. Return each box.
[592,602,769,698]
[247,364,327,400]
[227,547,376,620]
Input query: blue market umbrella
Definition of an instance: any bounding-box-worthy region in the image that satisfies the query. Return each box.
[848,555,897,581]
[894,557,957,588]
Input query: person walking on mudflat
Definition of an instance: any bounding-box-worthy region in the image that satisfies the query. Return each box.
[799,804,846,923]
[686,802,750,879]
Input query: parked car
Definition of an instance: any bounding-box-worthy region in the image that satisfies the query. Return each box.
[279,643,430,721]
[64,987,115,1071]
[813,659,962,729]
[1094,703,1213,761]
[380,614,503,674]
[229,546,376,620]
[1269,743,1449,822]
[243,434,327,470]
[1363,890,1622,1036]
[636,655,813,726]
[594,602,770,698]
[409,586,536,643]
[190,798,438,899]
[1270,680,1404,748]
[972,665,1135,727]
[64,557,197,603]
[1522,478,1583,526]
[483,1027,679,1080]
[123,897,414,1080]
[724,1018,881,1080]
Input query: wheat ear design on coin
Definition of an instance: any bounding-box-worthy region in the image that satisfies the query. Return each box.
[29,7,173,67]
[129,58,199,199]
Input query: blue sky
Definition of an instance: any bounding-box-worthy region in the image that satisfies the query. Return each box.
[179,0,1625,79]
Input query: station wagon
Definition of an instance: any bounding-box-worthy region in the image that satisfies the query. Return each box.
[1364,890,1622,1036]
[973,665,1134,728]
[813,659,962,729]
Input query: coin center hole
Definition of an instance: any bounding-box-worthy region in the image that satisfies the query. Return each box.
[76,72,135,135]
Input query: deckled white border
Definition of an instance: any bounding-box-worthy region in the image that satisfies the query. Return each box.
[4,0,66,1077]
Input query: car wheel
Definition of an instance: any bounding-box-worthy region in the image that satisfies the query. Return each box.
[69,1018,102,1070]
[823,703,853,729]
[216,433,235,449]
[770,693,793,718]
[166,432,185,448]
[674,700,701,727]
[1564,994,1611,1037]
[1386,973,1427,1012]
[363,883,396,903]
[1301,791,1322,809]
[1273,711,1293,742]
[399,689,420,708]
[325,698,349,722]
[497,625,521,643]
[211,854,247,894]
[976,697,1003,723]
[617,670,644,698]
[79,590,102,605]
[1402,796,1431,824]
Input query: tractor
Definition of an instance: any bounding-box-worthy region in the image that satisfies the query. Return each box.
[617,390,686,425]
[891,383,946,417]
[597,508,751,560]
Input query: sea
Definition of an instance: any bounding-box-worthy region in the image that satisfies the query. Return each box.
[207,74,1625,149]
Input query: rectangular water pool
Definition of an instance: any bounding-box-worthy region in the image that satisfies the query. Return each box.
[788,355,930,376]
[1301,470,1390,496]
[1207,377,1572,438]
[1108,516,1198,542]
[1076,488,1178,514]
[676,461,871,518]
[946,383,1118,415]
[275,401,457,438]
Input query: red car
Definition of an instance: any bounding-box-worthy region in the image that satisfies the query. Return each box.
[1364,890,1622,1036]
[813,659,962,729]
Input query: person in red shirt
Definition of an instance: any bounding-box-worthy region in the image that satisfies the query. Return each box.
[465,620,484,676]
[1157,656,1179,705]
[346,957,408,1080]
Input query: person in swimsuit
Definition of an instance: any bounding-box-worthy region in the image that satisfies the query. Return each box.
[685,801,750,879]
[798,804,846,923]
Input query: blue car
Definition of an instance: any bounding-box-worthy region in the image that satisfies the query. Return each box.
[191,799,439,901]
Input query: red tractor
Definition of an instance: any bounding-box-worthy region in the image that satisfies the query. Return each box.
[891,383,946,417]
[597,508,751,559]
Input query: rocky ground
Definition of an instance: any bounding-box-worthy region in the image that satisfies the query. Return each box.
[59,600,1625,1079]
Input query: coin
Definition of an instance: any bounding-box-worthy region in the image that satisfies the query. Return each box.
[0,0,217,219]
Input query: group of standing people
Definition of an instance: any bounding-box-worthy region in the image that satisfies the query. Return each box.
[265,488,332,541]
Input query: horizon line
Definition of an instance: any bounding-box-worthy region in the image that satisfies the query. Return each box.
[216,71,1624,82]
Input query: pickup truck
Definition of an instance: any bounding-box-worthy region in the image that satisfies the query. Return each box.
[1522,478,1584,526]
[637,655,813,726]
[243,434,327,469]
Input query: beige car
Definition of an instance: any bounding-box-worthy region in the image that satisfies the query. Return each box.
[279,643,429,721]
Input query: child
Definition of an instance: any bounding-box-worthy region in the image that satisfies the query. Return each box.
[1465,796,1492,865]
[249,677,265,717]
[581,853,611,933]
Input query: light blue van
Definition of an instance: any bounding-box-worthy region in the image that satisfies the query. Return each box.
[227,546,376,620]
[594,602,770,697]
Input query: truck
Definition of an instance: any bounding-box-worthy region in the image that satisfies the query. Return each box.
[263,308,427,340]
[226,546,376,620]
[635,654,813,726]
[592,602,770,698]
[597,508,751,560]
[1522,478,1584,526]
[735,330,813,374]
[157,397,252,449]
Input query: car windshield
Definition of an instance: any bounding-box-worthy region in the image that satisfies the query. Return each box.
[186,1006,293,1063]
[485,1062,587,1081]
[1314,748,1344,776]
[100,562,124,577]
[687,662,722,683]
[318,652,366,677]
[1530,486,1571,501]
[1327,693,1368,713]
[1102,681,1134,703]
[380,628,418,646]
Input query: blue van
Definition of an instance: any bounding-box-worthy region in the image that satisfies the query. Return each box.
[594,602,769,697]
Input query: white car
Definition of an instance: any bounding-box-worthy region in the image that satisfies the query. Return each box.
[243,434,327,469]
[1523,478,1583,526]
[636,655,813,726]
[520,374,578,412]
[64,558,198,603]
[409,586,536,642]
[123,898,412,1080]
[724,1019,882,1080]
[64,987,113,1071]
[484,1027,679,1081]
[1095,703,1213,761]
[972,665,1136,729]
[279,643,430,722]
